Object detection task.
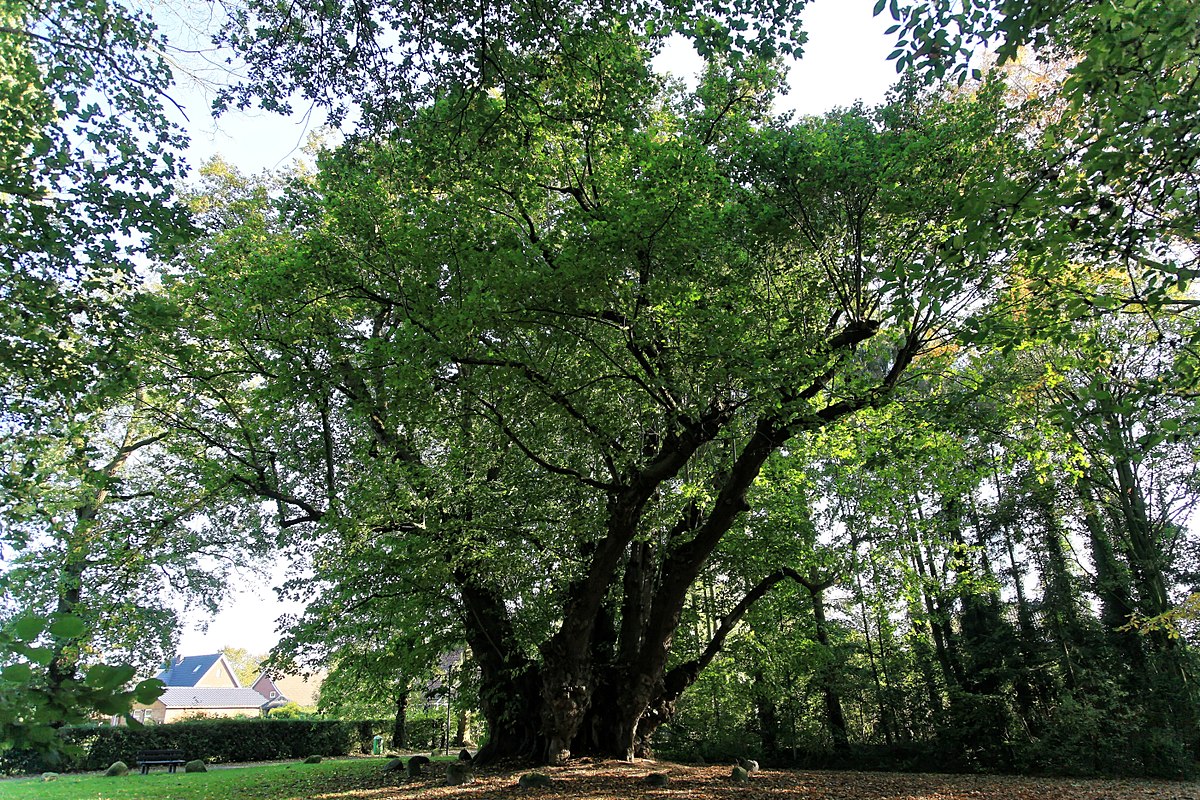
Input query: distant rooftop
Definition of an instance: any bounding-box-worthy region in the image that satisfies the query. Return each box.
[155,653,228,687]
[157,687,268,709]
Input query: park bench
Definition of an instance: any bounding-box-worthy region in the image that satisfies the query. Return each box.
[135,748,187,774]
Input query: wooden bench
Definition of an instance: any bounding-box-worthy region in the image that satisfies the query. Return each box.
[135,748,187,774]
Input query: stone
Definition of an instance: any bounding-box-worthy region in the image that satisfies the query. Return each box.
[184,760,207,773]
[407,755,431,777]
[303,755,323,764]
[731,765,749,784]
[446,761,473,785]
[104,761,129,777]
[518,772,554,788]
[383,758,405,772]
[458,748,473,762]
[741,758,760,773]
[41,772,59,782]
[642,772,670,787]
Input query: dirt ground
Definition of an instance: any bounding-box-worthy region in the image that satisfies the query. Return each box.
[323,759,1200,800]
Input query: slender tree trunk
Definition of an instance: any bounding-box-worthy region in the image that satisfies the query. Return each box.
[392,689,409,749]
[904,508,959,691]
[808,586,850,751]
[855,571,894,745]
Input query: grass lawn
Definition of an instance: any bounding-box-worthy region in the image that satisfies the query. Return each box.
[2,757,1197,800]
[0,756,390,800]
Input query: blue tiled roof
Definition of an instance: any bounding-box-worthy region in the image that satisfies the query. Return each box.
[155,654,225,687]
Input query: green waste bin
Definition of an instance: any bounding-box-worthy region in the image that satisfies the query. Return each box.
[372,735,383,755]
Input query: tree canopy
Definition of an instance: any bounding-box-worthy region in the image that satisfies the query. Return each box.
[3,0,1200,777]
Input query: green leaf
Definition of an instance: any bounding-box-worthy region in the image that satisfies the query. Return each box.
[48,615,87,639]
[1,664,34,683]
[85,663,137,690]
[11,616,45,642]
[133,678,165,703]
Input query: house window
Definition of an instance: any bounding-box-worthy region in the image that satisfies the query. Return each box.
[270,691,277,698]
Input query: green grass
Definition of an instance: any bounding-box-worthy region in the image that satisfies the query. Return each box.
[0,757,390,800]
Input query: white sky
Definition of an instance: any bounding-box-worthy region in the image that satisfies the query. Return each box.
[175,0,899,658]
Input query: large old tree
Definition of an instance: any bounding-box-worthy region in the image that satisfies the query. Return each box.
[164,6,1033,756]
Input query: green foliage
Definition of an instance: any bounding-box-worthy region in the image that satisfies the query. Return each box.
[1,0,263,750]
[217,0,811,130]
[882,0,1200,341]
[0,611,164,764]
[267,702,306,720]
[0,0,189,403]
[4,0,1188,777]
[167,31,1027,759]
[221,648,268,688]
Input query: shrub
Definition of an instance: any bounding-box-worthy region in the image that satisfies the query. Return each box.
[269,702,305,719]
[405,715,442,749]
[0,718,393,774]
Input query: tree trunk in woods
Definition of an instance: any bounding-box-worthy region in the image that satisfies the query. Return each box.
[455,708,469,747]
[855,572,894,746]
[904,507,960,692]
[392,689,409,749]
[752,671,780,759]
[1079,479,1138,639]
[47,409,149,705]
[45,555,85,708]
[797,570,849,752]
[1092,451,1196,729]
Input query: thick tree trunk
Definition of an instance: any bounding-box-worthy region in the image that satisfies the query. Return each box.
[471,324,910,764]
[456,570,546,763]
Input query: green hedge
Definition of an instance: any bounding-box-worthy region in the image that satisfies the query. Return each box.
[1,718,392,774]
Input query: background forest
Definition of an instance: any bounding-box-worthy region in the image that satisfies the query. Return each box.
[2,0,1199,779]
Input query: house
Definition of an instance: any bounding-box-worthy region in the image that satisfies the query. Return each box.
[130,653,274,724]
[250,670,325,711]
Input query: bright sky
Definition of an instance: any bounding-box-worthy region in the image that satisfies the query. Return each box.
[175,0,900,658]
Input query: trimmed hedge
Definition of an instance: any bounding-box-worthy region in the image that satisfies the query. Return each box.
[1,718,392,774]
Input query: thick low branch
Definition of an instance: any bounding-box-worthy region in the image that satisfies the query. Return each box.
[655,566,808,711]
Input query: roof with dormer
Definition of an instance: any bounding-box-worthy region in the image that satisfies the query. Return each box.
[155,653,236,687]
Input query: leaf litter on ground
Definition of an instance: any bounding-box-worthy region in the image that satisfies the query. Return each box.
[312,759,1200,800]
